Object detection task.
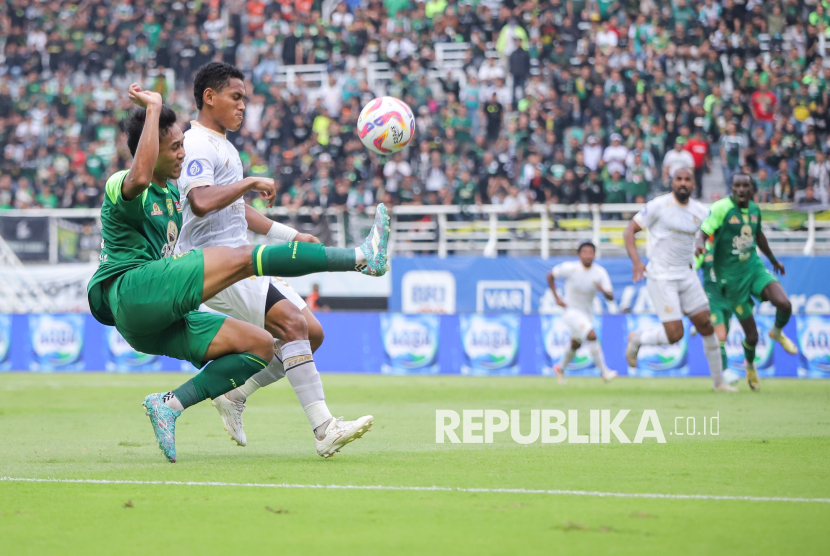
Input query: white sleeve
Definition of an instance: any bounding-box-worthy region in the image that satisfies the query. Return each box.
[599,267,613,292]
[178,135,216,195]
[552,262,572,279]
[633,197,660,230]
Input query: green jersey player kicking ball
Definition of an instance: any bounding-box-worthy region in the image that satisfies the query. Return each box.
[695,174,797,392]
[87,84,389,462]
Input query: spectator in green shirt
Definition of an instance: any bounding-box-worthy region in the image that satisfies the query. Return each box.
[603,169,628,205]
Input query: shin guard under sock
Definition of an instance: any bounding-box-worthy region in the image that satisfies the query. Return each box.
[252,242,357,277]
[171,352,268,410]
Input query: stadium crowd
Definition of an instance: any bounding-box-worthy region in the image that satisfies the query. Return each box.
[2,0,830,213]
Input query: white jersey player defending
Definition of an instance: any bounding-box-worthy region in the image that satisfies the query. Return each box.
[622,168,736,392]
[178,62,374,457]
[546,242,617,384]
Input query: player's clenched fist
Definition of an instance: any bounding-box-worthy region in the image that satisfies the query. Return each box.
[249,177,276,207]
[128,84,162,109]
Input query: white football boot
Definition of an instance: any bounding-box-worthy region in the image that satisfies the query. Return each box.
[315,415,374,458]
[212,394,247,447]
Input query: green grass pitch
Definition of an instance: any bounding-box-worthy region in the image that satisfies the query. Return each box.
[1,373,828,555]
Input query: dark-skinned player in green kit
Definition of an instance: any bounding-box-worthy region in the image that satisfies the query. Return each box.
[87,85,389,462]
[695,173,797,392]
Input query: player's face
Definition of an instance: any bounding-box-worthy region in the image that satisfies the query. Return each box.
[212,78,246,132]
[155,123,185,180]
[578,245,595,267]
[671,169,693,203]
[731,178,753,207]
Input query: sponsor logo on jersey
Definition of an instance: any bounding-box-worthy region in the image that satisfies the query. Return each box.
[166,199,173,216]
[751,214,758,223]
[151,203,163,215]
[729,215,741,224]
[187,160,203,177]
[174,200,182,212]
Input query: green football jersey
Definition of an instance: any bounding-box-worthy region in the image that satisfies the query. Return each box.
[700,197,762,282]
[87,170,183,325]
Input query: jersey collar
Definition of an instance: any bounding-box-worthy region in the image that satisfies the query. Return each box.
[190,120,227,139]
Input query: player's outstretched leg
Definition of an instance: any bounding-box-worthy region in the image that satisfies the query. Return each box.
[250,203,390,278]
[739,316,761,392]
[146,318,274,462]
[585,331,616,382]
[763,282,797,354]
[689,310,737,393]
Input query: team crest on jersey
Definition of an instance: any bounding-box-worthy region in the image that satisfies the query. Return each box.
[729,216,741,224]
[166,199,173,216]
[151,203,163,216]
[704,254,714,262]
[161,221,179,258]
[187,160,203,177]
[174,200,182,212]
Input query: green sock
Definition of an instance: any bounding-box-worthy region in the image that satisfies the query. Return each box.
[172,352,267,409]
[743,340,756,366]
[251,242,356,277]
[774,306,792,331]
[719,342,727,371]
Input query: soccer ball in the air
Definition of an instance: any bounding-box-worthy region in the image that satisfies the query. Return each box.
[356,96,416,155]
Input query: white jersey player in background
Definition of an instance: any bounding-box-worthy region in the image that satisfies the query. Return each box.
[547,242,618,384]
[622,168,737,392]
[177,62,374,457]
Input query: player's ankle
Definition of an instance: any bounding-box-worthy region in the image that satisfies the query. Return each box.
[314,418,333,440]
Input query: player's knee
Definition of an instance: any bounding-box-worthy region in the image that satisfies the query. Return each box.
[571,339,581,351]
[280,307,309,343]
[777,298,792,314]
[586,330,597,341]
[308,319,325,352]
[744,328,759,346]
[248,327,275,361]
[230,245,255,273]
[666,328,684,344]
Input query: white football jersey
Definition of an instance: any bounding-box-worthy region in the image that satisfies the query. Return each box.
[177,121,248,250]
[633,193,708,280]
[552,260,612,316]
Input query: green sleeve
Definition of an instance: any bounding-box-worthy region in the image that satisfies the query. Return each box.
[700,198,732,235]
[694,253,704,270]
[105,170,147,220]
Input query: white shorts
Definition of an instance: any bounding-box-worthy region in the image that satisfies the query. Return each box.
[202,275,307,328]
[646,271,709,323]
[563,309,594,342]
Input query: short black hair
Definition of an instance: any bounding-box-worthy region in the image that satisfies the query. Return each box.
[193,62,245,110]
[578,241,596,254]
[120,106,178,157]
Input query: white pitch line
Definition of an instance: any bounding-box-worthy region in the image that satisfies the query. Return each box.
[2,477,828,504]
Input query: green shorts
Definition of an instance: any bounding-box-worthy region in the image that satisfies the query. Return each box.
[105,249,225,368]
[722,259,778,321]
[704,282,732,330]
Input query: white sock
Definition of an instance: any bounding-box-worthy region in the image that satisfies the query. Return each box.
[559,347,577,370]
[282,339,333,434]
[702,332,724,386]
[162,392,184,412]
[587,340,609,374]
[226,356,286,402]
[355,247,366,264]
[639,327,669,346]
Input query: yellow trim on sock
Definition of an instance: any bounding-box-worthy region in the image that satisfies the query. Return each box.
[256,245,265,276]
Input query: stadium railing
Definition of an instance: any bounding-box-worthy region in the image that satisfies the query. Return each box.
[2,204,826,265]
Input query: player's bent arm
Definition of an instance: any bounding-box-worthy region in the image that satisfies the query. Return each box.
[694,230,708,257]
[623,218,643,264]
[244,204,302,242]
[123,103,162,201]
[546,271,565,306]
[188,178,260,217]
[756,229,783,273]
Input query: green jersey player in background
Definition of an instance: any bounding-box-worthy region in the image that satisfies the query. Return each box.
[87,84,389,462]
[696,174,797,392]
[694,241,740,386]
